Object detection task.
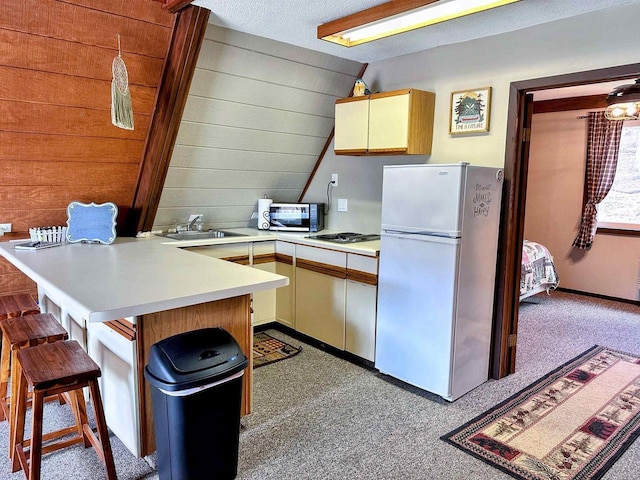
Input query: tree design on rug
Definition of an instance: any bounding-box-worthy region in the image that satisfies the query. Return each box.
[521,457,562,480]
[566,435,594,455]
[493,419,520,437]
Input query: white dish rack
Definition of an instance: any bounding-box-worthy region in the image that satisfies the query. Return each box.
[29,226,67,243]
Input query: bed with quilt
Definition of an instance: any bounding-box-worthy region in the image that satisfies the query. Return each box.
[520,240,559,301]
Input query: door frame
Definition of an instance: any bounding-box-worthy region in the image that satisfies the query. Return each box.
[492,62,640,379]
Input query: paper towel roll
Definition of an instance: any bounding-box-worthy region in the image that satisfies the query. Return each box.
[258,198,273,230]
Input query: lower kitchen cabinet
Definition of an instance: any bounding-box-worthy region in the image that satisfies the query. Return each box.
[275,241,295,328]
[252,241,277,326]
[86,319,140,457]
[295,245,346,350]
[345,280,377,361]
[345,253,378,361]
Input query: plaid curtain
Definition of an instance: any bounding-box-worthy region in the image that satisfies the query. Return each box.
[572,112,623,250]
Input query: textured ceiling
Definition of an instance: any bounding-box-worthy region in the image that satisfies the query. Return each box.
[192,0,638,63]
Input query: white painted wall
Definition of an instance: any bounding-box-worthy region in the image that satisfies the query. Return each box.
[303,3,640,238]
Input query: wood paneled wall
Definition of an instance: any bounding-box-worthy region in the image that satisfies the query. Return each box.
[0,0,174,297]
[152,26,363,231]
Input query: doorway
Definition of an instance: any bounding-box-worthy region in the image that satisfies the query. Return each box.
[492,62,640,379]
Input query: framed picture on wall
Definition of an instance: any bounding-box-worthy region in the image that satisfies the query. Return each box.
[449,86,492,134]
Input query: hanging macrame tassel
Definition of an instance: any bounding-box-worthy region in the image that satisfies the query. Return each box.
[111,34,134,130]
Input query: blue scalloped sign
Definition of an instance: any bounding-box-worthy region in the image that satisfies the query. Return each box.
[66,202,118,244]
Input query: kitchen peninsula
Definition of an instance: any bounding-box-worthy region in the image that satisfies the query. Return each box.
[0,236,288,458]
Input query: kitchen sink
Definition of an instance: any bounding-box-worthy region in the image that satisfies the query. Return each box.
[159,230,248,240]
[307,232,380,244]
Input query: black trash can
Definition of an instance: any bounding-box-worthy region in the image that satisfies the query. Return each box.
[144,327,248,480]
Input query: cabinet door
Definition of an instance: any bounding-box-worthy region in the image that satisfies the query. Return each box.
[295,245,346,349]
[295,267,346,349]
[252,241,276,326]
[345,280,377,361]
[87,320,140,457]
[368,93,410,152]
[345,254,378,361]
[335,96,369,154]
[275,241,295,328]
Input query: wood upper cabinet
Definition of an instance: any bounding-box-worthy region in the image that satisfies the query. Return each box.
[334,88,435,156]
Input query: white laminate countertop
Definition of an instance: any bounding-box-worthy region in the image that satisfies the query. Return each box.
[0,236,288,323]
[158,228,380,257]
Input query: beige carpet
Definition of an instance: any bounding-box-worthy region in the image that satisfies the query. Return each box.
[443,345,640,479]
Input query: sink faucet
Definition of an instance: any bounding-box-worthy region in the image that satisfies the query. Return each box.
[187,215,202,231]
[188,214,203,231]
[176,215,203,233]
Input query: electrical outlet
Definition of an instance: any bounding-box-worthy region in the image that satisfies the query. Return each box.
[0,223,11,234]
[251,212,258,219]
[337,199,348,212]
[331,173,338,187]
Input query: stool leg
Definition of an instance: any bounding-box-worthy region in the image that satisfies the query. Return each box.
[68,389,91,448]
[11,368,28,472]
[29,390,45,480]
[88,379,117,480]
[0,333,10,421]
[8,349,21,458]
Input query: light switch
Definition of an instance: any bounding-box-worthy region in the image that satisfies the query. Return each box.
[337,199,348,212]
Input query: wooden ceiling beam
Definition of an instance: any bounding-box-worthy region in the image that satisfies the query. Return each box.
[533,94,607,114]
[164,0,195,14]
[125,5,210,235]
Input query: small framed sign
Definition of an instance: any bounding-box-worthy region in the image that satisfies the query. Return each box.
[66,201,118,244]
[449,86,492,134]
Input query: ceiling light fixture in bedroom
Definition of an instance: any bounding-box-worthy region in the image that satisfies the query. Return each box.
[605,78,640,120]
[318,0,521,47]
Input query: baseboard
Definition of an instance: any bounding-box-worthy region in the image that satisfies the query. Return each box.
[253,321,376,371]
[556,287,640,306]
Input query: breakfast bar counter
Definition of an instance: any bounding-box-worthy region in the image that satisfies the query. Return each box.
[0,237,289,457]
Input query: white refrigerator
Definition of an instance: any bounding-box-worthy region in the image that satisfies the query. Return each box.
[375,163,503,401]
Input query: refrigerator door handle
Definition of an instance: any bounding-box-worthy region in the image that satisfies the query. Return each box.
[381,231,461,243]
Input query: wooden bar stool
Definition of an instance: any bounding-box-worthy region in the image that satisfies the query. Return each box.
[0,293,42,425]
[0,313,68,453]
[12,340,117,480]
[0,293,39,320]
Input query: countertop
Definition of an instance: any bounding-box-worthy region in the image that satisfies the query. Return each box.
[0,227,379,323]
[158,228,380,257]
[0,236,288,323]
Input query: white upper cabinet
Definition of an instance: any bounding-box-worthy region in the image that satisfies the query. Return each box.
[334,88,435,156]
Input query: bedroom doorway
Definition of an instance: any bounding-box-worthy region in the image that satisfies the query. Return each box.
[492,62,640,379]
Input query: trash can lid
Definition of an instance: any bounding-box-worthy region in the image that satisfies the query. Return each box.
[144,327,248,391]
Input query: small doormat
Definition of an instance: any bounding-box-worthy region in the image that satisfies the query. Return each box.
[442,345,640,480]
[253,332,301,368]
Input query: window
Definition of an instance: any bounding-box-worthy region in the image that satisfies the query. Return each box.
[597,121,640,233]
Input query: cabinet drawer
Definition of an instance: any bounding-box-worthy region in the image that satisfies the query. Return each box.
[296,244,346,267]
[186,244,250,264]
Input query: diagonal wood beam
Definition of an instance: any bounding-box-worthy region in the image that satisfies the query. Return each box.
[164,0,195,13]
[298,63,368,202]
[124,5,210,235]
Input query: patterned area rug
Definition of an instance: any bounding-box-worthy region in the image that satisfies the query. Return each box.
[442,346,640,480]
[253,332,302,368]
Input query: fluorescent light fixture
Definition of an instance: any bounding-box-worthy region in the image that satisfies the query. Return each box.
[318,0,521,47]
